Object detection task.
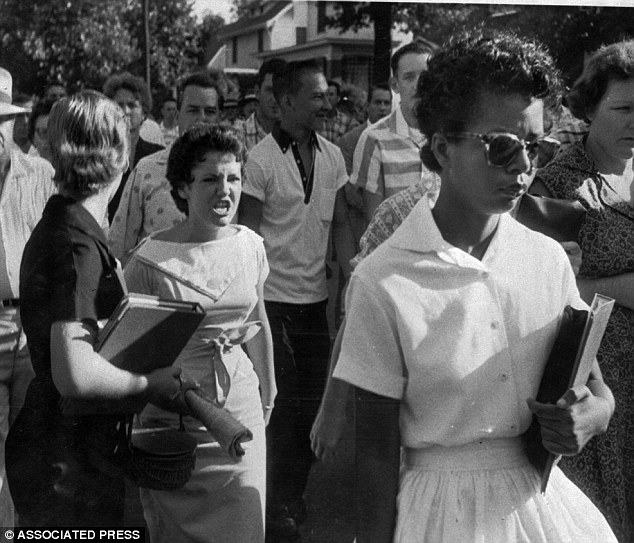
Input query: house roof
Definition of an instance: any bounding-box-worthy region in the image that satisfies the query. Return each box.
[218,1,292,39]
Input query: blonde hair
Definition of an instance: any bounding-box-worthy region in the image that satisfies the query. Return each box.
[48,90,129,199]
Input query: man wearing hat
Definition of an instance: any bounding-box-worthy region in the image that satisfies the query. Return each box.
[0,67,55,526]
[240,93,258,120]
[221,95,241,128]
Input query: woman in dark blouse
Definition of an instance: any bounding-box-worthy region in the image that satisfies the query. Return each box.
[5,91,180,527]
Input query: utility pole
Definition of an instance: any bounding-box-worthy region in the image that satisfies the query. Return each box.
[143,0,151,87]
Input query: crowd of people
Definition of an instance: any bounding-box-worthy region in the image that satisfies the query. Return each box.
[0,23,632,543]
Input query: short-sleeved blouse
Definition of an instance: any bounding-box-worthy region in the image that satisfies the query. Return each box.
[19,194,125,405]
[334,195,583,449]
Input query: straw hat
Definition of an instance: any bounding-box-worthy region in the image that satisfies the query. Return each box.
[0,68,27,116]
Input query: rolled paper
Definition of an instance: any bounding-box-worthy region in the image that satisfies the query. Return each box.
[183,388,253,460]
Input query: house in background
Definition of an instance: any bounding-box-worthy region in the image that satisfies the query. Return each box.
[213,0,408,92]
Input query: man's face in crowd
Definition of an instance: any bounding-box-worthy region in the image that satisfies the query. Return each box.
[161,100,178,125]
[178,85,219,133]
[256,73,280,123]
[367,88,392,124]
[327,85,340,108]
[285,71,331,132]
[46,85,67,102]
[391,52,429,119]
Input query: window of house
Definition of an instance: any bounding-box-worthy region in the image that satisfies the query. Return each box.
[317,2,327,33]
[258,29,264,52]
[342,56,372,90]
[232,36,238,64]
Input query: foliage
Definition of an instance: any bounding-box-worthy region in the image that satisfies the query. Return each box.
[325,3,634,86]
[0,0,228,98]
[0,0,138,93]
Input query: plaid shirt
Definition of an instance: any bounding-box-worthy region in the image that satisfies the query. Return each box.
[236,112,269,152]
[319,109,359,144]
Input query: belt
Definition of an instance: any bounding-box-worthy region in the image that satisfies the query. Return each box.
[0,298,19,307]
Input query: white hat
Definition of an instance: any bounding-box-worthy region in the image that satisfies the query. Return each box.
[0,67,27,116]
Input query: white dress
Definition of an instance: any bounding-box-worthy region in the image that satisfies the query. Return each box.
[124,226,268,543]
[334,195,617,543]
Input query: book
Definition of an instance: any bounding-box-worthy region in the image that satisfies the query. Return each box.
[523,293,614,492]
[61,293,205,416]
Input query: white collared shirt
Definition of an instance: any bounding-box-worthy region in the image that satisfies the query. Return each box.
[0,150,55,298]
[334,194,584,449]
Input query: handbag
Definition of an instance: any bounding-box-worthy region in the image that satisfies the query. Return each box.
[124,417,198,491]
[514,193,586,242]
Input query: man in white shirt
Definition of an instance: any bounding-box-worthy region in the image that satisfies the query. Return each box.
[0,67,55,526]
[239,59,354,541]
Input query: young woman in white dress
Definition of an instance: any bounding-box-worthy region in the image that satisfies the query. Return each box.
[332,30,617,543]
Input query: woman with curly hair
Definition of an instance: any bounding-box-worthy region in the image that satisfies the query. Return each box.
[530,39,634,541]
[5,91,181,527]
[331,30,617,543]
[124,123,275,542]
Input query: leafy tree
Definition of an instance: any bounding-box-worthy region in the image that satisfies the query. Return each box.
[0,0,138,93]
[327,3,634,89]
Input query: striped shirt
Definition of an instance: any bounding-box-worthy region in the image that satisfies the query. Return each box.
[350,106,438,200]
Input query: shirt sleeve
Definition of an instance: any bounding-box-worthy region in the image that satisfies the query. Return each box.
[243,151,268,202]
[349,127,371,186]
[351,130,385,197]
[50,234,104,327]
[109,164,145,262]
[333,147,349,191]
[333,273,406,399]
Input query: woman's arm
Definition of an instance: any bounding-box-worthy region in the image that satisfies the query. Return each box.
[244,282,276,425]
[355,386,400,543]
[51,320,180,403]
[527,360,614,456]
[529,179,634,308]
[576,273,634,310]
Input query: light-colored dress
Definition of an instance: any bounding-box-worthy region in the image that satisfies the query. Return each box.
[334,195,617,543]
[124,225,268,543]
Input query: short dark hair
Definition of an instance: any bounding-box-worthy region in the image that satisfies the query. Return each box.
[177,72,223,110]
[28,99,56,143]
[273,59,323,103]
[161,96,177,107]
[167,123,244,215]
[327,80,341,96]
[566,40,634,123]
[103,72,152,114]
[390,40,434,78]
[416,30,562,173]
[368,83,392,103]
[257,58,287,87]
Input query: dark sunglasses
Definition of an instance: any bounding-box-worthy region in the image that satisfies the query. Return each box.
[446,132,561,169]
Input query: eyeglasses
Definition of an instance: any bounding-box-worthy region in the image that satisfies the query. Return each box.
[445,132,561,169]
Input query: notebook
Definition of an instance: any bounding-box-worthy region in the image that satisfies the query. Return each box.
[523,293,614,492]
[61,293,205,416]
